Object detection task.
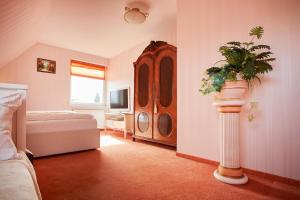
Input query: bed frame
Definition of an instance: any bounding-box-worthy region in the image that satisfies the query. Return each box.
[0,83,27,151]
[1,82,100,157]
[27,122,100,157]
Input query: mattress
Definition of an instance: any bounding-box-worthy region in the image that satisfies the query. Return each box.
[27,110,93,121]
[27,119,97,134]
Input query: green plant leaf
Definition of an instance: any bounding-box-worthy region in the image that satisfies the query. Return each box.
[256,51,273,59]
[249,45,270,51]
[254,60,273,73]
[226,41,241,46]
[211,74,225,92]
[249,26,264,39]
[241,56,257,80]
[219,46,247,67]
[199,26,274,95]
[259,58,276,62]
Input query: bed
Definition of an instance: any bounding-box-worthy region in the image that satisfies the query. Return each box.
[26,110,100,157]
[0,82,42,200]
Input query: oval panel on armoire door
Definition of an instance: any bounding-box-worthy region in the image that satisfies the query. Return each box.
[134,55,154,139]
[153,47,177,145]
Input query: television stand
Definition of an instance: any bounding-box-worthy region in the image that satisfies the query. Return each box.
[104,112,133,138]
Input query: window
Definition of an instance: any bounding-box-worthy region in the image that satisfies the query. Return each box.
[70,60,106,106]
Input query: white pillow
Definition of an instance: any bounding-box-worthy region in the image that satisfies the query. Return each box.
[0,91,24,160]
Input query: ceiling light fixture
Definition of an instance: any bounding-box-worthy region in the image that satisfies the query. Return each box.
[124,7,149,24]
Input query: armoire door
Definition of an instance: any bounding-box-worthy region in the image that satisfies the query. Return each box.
[153,48,177,145]
[134,55,154,139]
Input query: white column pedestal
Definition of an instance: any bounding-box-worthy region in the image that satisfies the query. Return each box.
[213,100,248,185]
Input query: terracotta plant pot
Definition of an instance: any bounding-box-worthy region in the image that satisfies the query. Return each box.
[216,80,248,100]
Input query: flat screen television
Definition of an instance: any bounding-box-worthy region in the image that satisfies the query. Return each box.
[109,87,129,112]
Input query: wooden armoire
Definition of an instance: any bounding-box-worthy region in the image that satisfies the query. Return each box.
[133,41,177,146]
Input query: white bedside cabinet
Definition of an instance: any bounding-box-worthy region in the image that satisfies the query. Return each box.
[104,112,133,138]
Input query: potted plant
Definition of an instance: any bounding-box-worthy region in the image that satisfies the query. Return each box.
[200,26,275,100]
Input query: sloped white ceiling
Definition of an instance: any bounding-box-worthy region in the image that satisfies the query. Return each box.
[0,0,176,68]
[0,0,51,68]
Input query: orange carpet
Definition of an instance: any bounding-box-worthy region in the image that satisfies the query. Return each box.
[34,133,300,200]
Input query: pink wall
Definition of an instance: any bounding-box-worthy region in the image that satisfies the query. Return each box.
[177,0,300,180]
[0,43,108,110]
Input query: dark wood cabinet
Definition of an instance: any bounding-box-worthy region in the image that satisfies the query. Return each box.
[133,41,177,146]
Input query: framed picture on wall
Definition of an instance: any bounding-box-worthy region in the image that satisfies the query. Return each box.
[37,58,56,74]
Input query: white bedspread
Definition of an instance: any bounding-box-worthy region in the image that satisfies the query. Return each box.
[0,152,42,200]
[27,110,93,121]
